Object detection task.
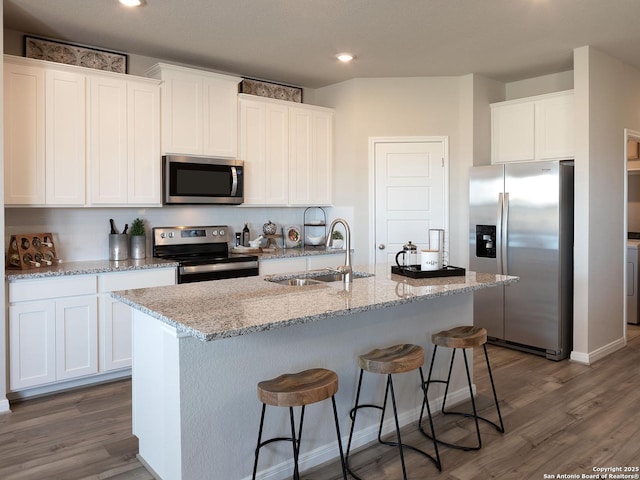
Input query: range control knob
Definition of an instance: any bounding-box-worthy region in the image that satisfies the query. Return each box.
[219,229,225,236]
[168,232,174,238]
[160,232,166,238]
[211,230,218,236]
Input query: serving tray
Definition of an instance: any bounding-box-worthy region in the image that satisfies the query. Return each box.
[391,265,466,279]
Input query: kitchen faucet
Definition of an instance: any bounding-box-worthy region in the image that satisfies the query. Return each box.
[326,218,352,283]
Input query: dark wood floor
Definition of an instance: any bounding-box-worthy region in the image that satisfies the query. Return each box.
[2,327,640,479]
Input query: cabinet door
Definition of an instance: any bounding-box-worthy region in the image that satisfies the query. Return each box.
[45,69,86,205]
[203,77,239,158]
[289,107,333,205]
[88,76,128,204]
[99,294,132,371]
[9,301,56,390]
[535,93,574,160]
[161,72,202,155]
[240,98,289,205]
[491,101,535,164]
[55,296,98,380]
[128,80,161,205]
[4,61,46,205]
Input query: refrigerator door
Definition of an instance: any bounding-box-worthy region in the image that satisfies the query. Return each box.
[469,165,505,339]
[503,160,561,351]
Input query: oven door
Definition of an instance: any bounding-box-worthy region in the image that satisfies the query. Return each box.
[178,260,259,283]
[164,155,244,205]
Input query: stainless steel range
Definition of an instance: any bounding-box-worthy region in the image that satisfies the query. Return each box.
[153,226,259,283]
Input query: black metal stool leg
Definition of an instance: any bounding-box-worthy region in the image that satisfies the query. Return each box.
[331,395,348,480]
[484,344,505,433]
[418,367,441,471]
[345,369,364,479]
[440,348,457,414]
[387,375,409,480]
[252,403,267,480]
[290,407,300,480]
[462,348,483,450]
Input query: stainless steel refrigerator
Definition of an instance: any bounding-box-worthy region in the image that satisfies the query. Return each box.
[469,160,574,360]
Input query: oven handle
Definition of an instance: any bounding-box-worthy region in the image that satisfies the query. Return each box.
[180,261,258,275]
[230,167,238,197]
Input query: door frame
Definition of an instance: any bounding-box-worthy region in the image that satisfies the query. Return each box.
[623,128,640,341]
[368,136,449,264]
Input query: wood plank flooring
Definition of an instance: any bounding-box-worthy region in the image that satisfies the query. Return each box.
[1,327,640,479]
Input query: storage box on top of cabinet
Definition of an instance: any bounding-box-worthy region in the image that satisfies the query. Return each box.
[146,63,242,158]
[491,90,574,164]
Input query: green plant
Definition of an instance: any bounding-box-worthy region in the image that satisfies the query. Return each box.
[331,230,343,240]
[130,218,146,236]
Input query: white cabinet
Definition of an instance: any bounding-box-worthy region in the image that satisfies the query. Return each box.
[97,268,176,372]
[239,96,290,205]
[289,107,333,205]
[4,58,86,206]
[4,55,161,207]
[4,60,46,204]
[8,267,176,393]
[9,275,98,390]
[239,94,334,206]
[88,76,161,205]
[146,63,241,158]
[491,90,574,164]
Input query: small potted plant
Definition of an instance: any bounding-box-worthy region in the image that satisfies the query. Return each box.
[130,218,146,259]
[331,230,344,249]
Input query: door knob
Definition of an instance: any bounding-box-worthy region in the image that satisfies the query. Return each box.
[378,243,386,250]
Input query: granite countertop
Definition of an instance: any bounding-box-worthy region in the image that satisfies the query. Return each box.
[5,257,179,281]
[112,263,518,342]
[252,246,349,260]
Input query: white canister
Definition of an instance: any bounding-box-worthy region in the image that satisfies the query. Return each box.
[421,249,442,271]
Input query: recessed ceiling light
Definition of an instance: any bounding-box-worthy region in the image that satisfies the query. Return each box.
[119,0,143,6]
[337,53,355,63]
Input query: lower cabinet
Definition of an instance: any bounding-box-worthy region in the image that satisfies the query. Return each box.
[8,267,176,394]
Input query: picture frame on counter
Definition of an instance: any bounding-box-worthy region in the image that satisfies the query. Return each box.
[24,35,128,74]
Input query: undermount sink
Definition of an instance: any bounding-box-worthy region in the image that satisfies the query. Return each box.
[266,271,373,286]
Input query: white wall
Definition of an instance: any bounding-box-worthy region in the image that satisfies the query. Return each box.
[316,76,470,266]
[572,46,640,362]
[506,70,574,100]
[0,1,8,413]
[4,206,338,262]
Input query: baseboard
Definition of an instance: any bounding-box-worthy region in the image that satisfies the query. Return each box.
[7,369,131,401]
[570,336,626,365]
[0,397,11,414]
[246,385,472,480]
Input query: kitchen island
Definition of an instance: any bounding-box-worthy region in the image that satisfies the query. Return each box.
[113,264,517,480]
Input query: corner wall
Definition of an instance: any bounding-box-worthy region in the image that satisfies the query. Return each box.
[572,46,640,362]
[1,1,10,413]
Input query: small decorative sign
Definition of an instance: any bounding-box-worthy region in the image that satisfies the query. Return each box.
[24,35,128,74]
[241,78,302,103]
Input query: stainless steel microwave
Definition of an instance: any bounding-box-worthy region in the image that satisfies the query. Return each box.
[163,155,244,205]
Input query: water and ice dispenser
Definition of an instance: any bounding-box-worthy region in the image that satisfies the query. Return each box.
[475,225,496,258]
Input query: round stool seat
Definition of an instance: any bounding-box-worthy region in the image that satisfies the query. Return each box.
[432,326,487,349]
[257,368,338,407]
[358,344,424,375]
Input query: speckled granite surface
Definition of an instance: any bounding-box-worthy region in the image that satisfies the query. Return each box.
[5,257,178,280]
[112,264,518,342]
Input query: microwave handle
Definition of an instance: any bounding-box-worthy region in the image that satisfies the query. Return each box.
[230,167,238,196]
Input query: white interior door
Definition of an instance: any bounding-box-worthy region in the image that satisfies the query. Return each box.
[373,138,447,264]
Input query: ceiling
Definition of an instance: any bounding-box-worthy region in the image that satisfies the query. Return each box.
[4,0,640,89]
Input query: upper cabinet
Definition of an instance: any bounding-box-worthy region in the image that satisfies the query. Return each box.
[491,90,574,164]
[88,76,161,205]
[4,55,162,207]
[146,63,241,158]
[239,94,334,206]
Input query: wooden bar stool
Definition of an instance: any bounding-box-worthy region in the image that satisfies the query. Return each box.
[345,344,441,480]
[252,368,347,480]
[419,326,504,452]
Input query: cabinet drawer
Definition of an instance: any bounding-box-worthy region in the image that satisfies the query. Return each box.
[10,275,97,303]
[98,268,176,292]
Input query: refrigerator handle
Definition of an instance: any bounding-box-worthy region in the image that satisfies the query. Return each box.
[497,192,504,274]
[502,192,510,274]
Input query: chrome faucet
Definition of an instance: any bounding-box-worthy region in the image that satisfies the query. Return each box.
[326,218,352,283]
